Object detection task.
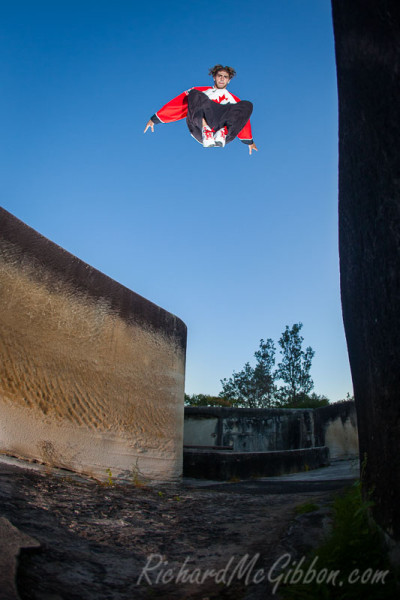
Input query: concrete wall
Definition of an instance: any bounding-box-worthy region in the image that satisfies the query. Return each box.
[184,407,317,451]
[314,401,358,459]
[184,447,330,481]
[184,402,359,459]
[0,208,187,481]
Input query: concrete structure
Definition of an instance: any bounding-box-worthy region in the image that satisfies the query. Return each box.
[184,407,316,451]
[314,401,358,460]
[184,447,330,481]
[183,402,358,479]
[0,208,187,481]
[184,401,358,457]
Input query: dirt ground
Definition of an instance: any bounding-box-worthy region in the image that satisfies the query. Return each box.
[0,459,347,600]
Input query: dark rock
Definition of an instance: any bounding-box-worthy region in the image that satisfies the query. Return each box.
[0,459,347,599]
[0,516,40,600]
[332,0,400,540]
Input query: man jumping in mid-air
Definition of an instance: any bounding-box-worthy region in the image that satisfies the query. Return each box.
[144,64,258,155]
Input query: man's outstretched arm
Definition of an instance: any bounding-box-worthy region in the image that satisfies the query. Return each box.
[248,142,258,155]
[237,120,258,155]
[144,89,201,134]
[239,137,258,155]
[144,119,154,133]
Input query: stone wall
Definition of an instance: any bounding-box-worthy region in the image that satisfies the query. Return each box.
[0,208,187,481]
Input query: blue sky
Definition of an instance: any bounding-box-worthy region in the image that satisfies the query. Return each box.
[1,0,353,401]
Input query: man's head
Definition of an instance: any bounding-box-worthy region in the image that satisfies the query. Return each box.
[209,64,236,89]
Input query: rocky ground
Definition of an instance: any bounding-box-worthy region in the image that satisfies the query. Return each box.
[0,458,352,600]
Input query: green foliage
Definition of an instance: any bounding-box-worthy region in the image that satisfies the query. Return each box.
[218,324,320,408]
[334,392,355,403]
[294,502,320,515]
[219,338,277,408]
[188,324,351,409]
[282,392,330,409]
[279,482,399,599]
[184,393,233,407]
[105,468,114,486]
[275,323,315,406]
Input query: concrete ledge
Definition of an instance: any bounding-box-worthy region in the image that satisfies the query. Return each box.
[183,446,330,481]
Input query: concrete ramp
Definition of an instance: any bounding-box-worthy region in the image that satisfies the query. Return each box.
[0,208,187,481]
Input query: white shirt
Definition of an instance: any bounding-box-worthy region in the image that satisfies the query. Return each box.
[201,87,238,105]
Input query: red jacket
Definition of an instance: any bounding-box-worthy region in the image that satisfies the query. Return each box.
[151,86,253,143]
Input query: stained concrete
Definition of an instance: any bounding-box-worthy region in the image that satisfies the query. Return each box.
[184,458,360,493]
[184,407,318,451]
[183,446,330,480]
[184,402,359,460]
[0,208,187,481]
[315,401,358,459]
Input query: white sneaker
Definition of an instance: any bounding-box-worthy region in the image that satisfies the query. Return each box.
[202,126,215,148]
[214,127,227,147]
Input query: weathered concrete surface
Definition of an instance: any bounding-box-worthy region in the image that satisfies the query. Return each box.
[0,516,40,600]
[0,456,354,600]
[188,458,359,493]
[315,401,358,459]
[183,446,330,481]
[0,208,187,481]
[184,403,359,460]
[184,407,318,452]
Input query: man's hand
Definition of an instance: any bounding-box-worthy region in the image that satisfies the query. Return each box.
[249,143,258,155]
[144,119,154,133]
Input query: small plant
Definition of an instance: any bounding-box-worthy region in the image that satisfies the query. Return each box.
[131,458,149,488]
[105,468,114,486]
[157,491,164,497]
[294,502,319,515]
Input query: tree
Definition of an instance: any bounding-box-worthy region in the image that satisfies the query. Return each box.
[219,338,276,408]
[275,323,315,406]
[218,326,317,408]
[282,392,329,409]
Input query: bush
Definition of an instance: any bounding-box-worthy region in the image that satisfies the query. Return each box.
[281,393,330,409]
[184,393,233,407]
[279,481,399,599]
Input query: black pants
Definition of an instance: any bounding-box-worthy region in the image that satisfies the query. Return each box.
[186,89,253,144]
